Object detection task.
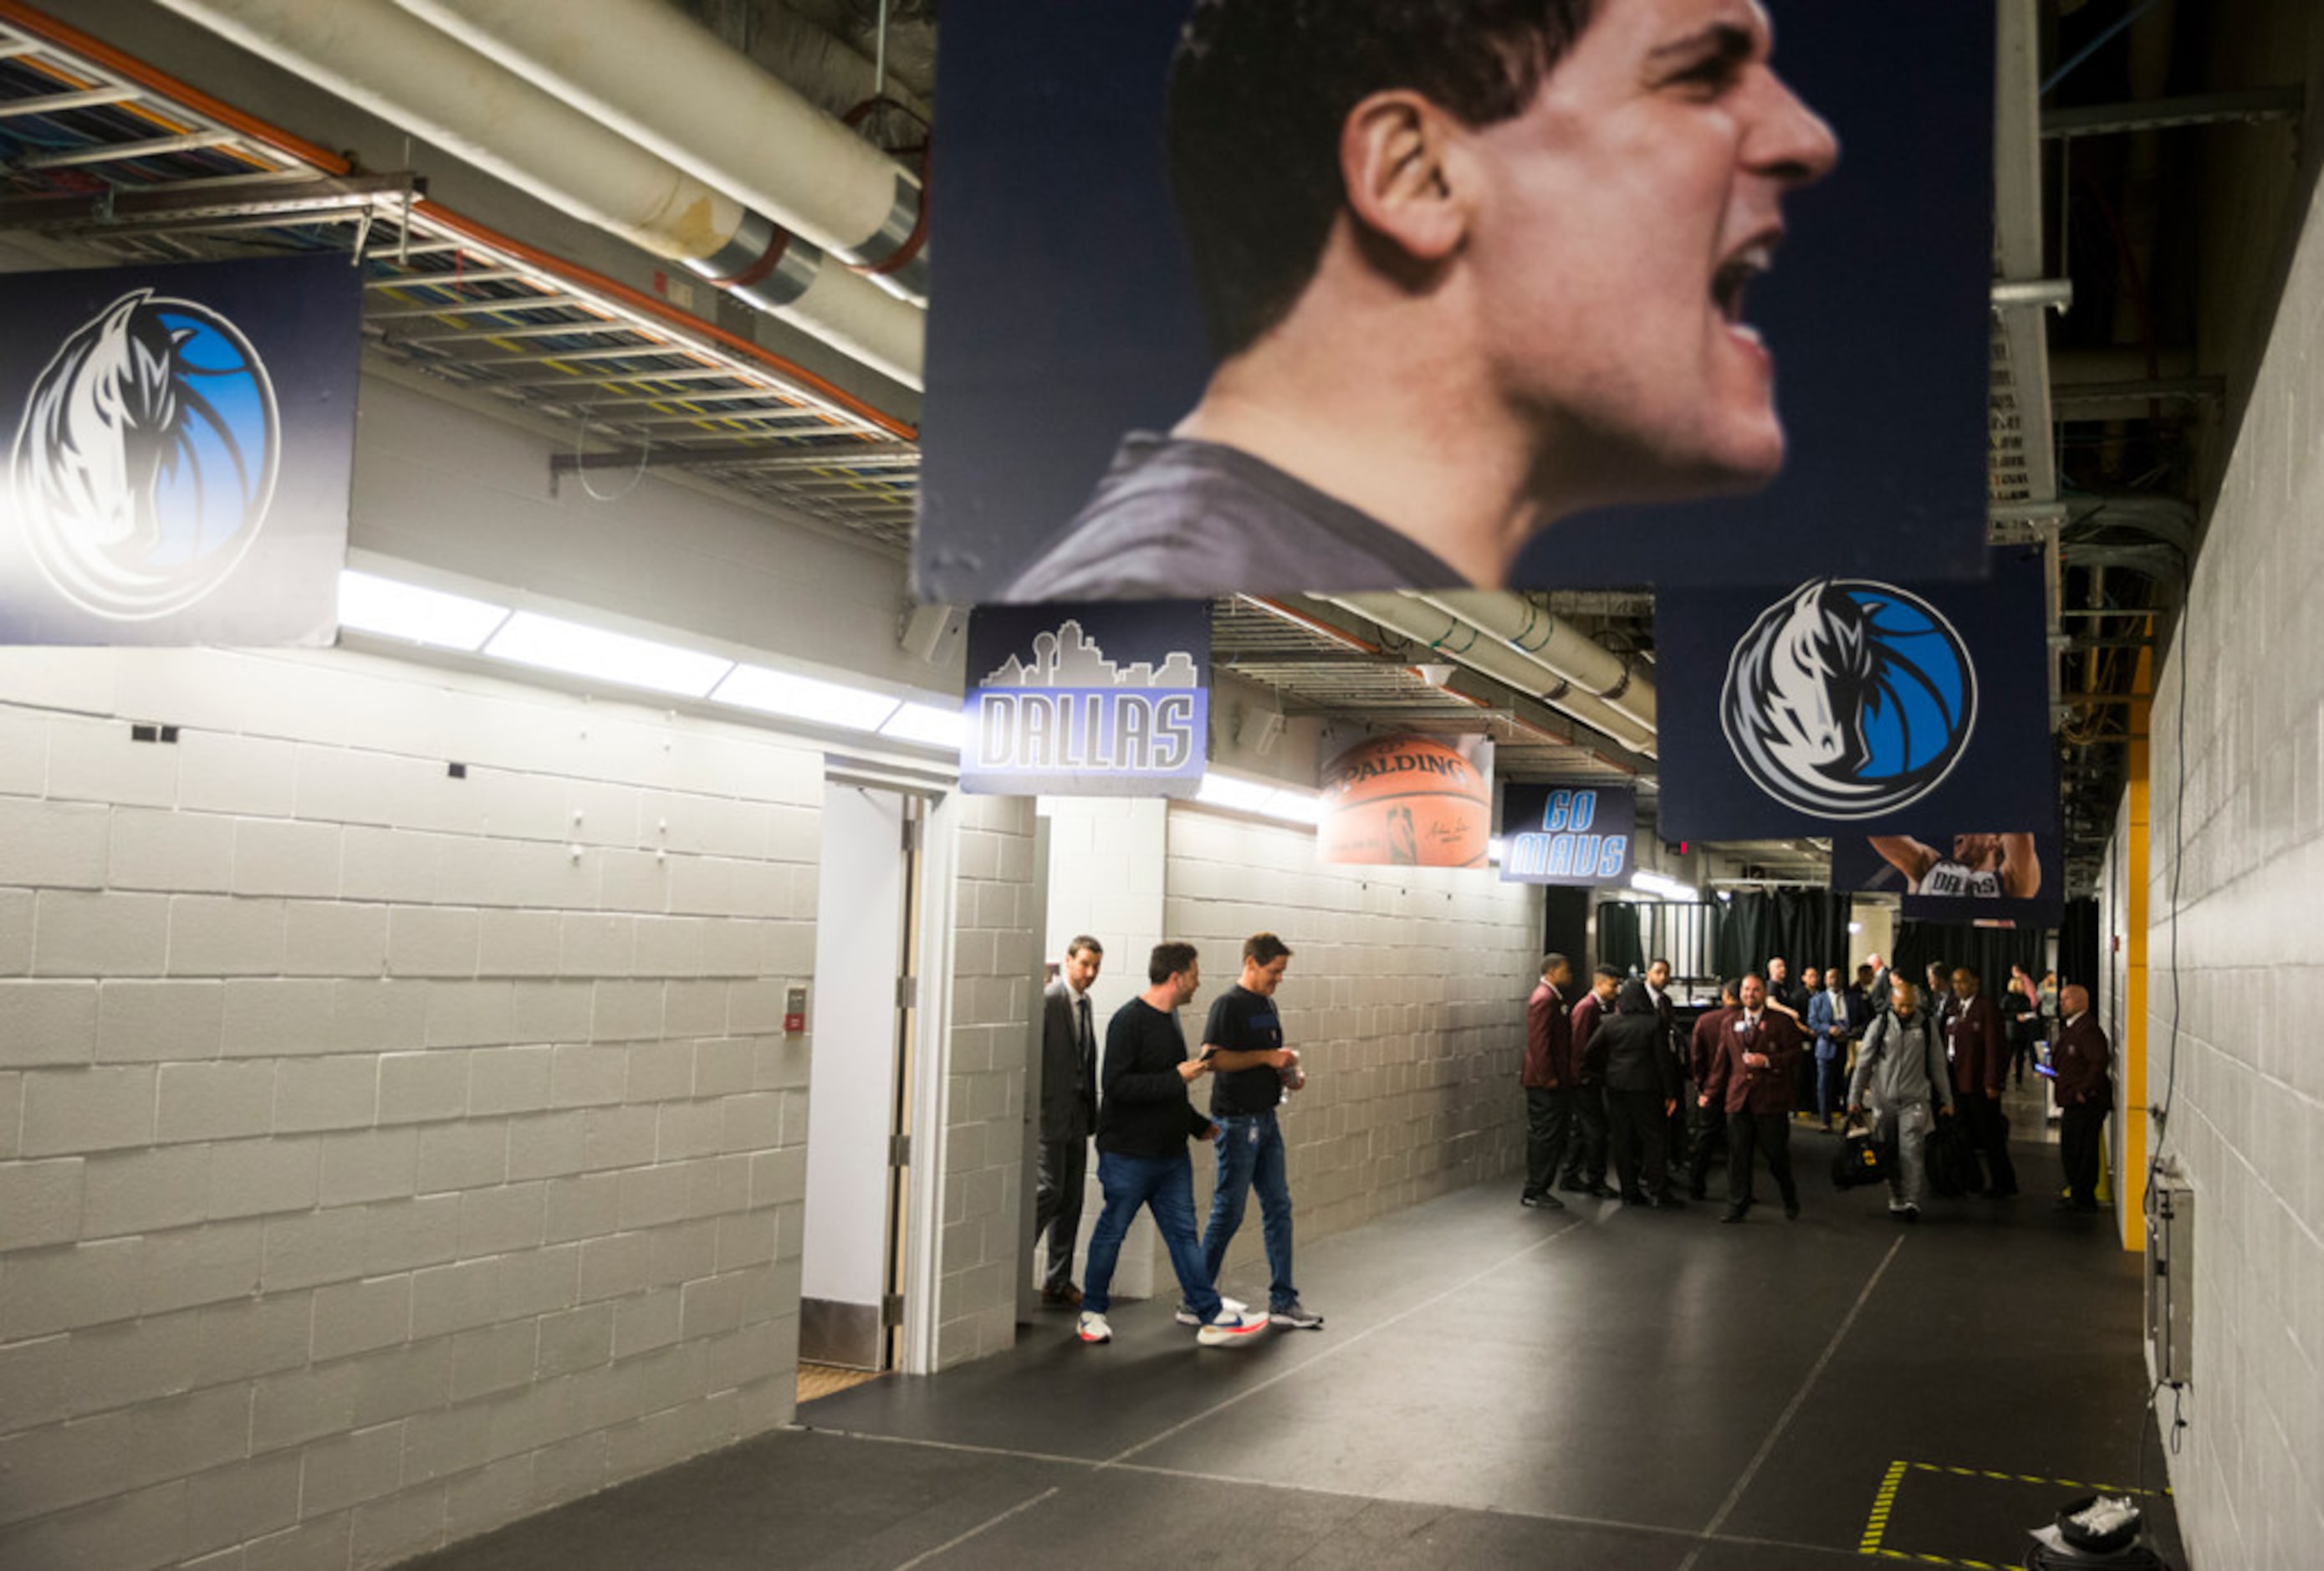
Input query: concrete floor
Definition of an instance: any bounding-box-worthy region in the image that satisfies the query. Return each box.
[406,1118,2181,1570]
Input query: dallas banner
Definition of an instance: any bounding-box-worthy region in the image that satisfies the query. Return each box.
[914,0,1993,602]
[0,255,360,646]
[1500,781,1637,887]
[1830,828,2066,929]
[961,601,1208,796]
[1653,550,2053,840]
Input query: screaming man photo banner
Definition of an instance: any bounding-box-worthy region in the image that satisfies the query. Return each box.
[962,601,1209,796]
[1830,827,2066,929]
[0,255,359,646]
[1653,550,2054,841]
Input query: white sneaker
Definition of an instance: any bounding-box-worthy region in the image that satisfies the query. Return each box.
[1173,1294,1246,1326]
[1077,1312,1111,1343]
[1194,1308,1269,1347]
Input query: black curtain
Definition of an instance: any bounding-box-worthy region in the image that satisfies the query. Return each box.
[1543,886,1592,971]
[1710,890,1854,982]
[1892,922,2047,989]
[1596,901,1645,974]
[2057,897,2101,990]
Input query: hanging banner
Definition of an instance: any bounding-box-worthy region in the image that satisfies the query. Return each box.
[1831,829,2066,929]
[1499,781,1637,887]
[912,0,1992,603]
[0,255,359,646]
[961,601,1208,796]
[1319,733,1491,867]
[1655,550,2053,840]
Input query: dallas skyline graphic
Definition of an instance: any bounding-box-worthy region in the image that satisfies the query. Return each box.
[983,620,1199,691]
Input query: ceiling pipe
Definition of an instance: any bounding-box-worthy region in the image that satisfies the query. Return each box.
[394,0,929,307]
[1320,593,1657,758]
[155,0,924,390]
[1414,590,1657,733]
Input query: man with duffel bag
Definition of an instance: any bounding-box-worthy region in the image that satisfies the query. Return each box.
[1845,975,1956,1223]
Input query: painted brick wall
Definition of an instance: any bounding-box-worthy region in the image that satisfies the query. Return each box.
[0,644,823,1569]
[2138,160,2324,1570]
[1163,809,1540,1276]
[932,794,1038,1369]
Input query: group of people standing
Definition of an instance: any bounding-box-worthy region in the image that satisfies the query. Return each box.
[1033,933,1325,1349]
[1523,953,2117,1225]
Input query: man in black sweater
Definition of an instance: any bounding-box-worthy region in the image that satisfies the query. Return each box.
[1600,980,1685,1208]
[1077,942,1271,1348]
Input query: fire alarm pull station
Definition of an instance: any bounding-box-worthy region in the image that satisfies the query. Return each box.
[784,986,808,1036]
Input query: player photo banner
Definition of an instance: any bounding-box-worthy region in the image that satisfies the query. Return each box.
[1830,829,2066,929]
[913,0,1993,603]
[962,601,1209,796]
[0,255,359,646]
[1499,781,1637,887]
[1654,550,2053,841]
[1319,732,1492,868]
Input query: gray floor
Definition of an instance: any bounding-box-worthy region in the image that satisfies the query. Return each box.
[409,1113,2182,1570]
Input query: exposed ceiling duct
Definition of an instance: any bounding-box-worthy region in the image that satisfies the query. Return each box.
[155,0,925,389]
[395,0,930,306]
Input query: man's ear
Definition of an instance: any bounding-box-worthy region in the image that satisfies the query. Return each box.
[1339,91,1468,263]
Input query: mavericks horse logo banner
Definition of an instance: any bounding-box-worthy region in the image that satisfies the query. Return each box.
[0,255,358,645]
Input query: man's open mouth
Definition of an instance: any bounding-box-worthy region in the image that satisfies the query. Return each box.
[1713,239,1778,340]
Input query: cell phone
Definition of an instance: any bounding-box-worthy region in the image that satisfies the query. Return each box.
[2035,1063,2059,1079]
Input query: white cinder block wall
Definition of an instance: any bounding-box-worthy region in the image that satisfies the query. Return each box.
[0,647,824,1570]
[1163,809,1540,1268]
[2130,160,2324,1568]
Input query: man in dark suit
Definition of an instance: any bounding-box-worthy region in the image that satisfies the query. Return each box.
[1035,935,1105,1305]
[1947,965,2018,1199]
[1600,981,1684,1207]
[1558,966,1621,1199]
[1520,953,1576,1210]
[1684,977,1741,1200]
[2050,984,2112,1212]
[1700,972,1806,1222]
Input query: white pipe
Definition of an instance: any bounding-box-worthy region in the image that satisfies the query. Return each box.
[1322,594,1657,757]
[1416,591,1657,732]
[396,0,930,304]
[156,0,924,389]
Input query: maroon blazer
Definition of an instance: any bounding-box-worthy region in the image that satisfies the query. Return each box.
[1948,990,2009,1098]
[1571,991,1610,1083]
[1688,1006,1736,1085]
[2051,1013,2113,1108]
[1701,1010,1803,1116]
[1523,981,1575,1089]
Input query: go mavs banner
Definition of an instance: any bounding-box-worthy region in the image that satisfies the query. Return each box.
[1654,550,2052,840]
[962,601,1208,795]
[1500,781,1636,887]
[1830,827,2066,929]
[0,255,358,645]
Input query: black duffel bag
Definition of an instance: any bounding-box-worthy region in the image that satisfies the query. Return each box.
[1831,1123,1889,1190]
[1925,1113,1976,1198]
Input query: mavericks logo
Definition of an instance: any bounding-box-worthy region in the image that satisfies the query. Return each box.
[15,289,281,621]
[1720,580,1975,819]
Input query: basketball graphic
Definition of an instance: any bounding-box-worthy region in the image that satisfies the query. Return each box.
[1318,734,1490,867]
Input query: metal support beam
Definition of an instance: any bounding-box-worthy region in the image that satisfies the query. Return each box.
[2041,86,2303,139]
[0,172,419,233]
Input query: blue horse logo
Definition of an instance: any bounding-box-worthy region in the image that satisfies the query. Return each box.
[14,289,280,620]
[1720,580,1977,819]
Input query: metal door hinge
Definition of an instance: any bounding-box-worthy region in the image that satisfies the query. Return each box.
[888,1133,911,1167]
[896,974,919,1009]
[881,1293,905,1327]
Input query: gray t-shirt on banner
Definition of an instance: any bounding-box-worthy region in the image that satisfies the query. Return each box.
[1001,434,1463,601]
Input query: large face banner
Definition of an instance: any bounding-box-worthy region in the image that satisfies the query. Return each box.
[1500,781,1637,887]
[1653,550,2054,841]
[0,255,359,645]
[914,0,1992,603]
[1830,828,2066,929]
[961,601,1209,796]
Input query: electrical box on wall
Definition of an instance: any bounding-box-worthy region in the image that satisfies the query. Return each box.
[2144,1183,2194,1388]
[784,985,808,1036]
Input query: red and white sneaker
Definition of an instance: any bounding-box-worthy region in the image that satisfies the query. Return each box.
[1194,1308,1269,1347]
[1077,1312,1111,1343]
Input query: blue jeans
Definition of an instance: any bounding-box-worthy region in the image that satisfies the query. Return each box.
[1081,1149,1223,1322]
[1816,1056,1846,1120]
[1202,1111,1295,1311]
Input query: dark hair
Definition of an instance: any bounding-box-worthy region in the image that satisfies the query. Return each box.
[1067,934,1104,959]
[1742,970,1767,989]
[1592,965,1622,984]
[1540,951,1570,977]
[1719,976,1741,1002]
[1615,979,1655,1014]
[1925,960,1949,979]
[1953,964,1979,981]
[1168,0,1599,357]
[1150,942,1200,984]
[1244,931,1294,965]
[1648,956,1673,972]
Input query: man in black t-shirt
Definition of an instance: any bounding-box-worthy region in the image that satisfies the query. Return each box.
[1196,933,1322,1331]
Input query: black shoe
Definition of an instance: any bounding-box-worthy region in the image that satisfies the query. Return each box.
[1647,1194,1684,1210]
[1688,1185,1709,1202]
[1620,1190,1652,1207]
[1521,1192,1566,1210]
[1557,1179,1591,1195]
[1719,1207,1748,1224]
[1783,1201,1800,1220]
[1989,1188,2020,1200]
[1588,1183,1621,1200]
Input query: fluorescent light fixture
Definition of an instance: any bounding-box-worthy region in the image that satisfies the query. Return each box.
[337,570,508,651]
[1196,773,1278,815]
[1488,836,1506,867]
[483,611,733,699]
[1263,788,1324,825]
[1631,870,1698,903]
[1848,920,1865,934]
[715,664,900,730]
[880,701,966,750]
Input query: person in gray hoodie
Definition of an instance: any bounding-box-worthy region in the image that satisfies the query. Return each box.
[1845,975,1956,1221]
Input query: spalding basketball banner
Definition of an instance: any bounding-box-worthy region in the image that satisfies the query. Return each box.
[1499,782,1636,887]
[960,600,1208,796]
[0,255,359,646]
[1653,550,2053,840]
[1318,732,1492,868]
